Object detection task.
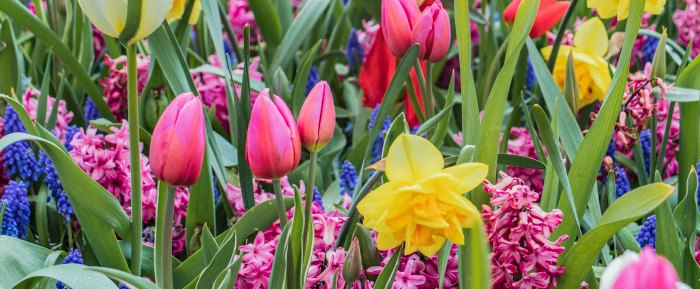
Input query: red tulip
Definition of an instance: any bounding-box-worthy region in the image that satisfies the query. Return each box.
[411,0,451,62]
[245,90,301,179]
[381,0,421,58]
[149,93,206,187]
[298,81,335,152]
[503,0,570,38]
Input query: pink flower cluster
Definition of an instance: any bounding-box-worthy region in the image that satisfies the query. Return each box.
[674,0,700,58]
[505,128,544,192]
[100,54,151,120]
[482,173,568,289]
[192,55,263,131]
[22,88,74,143]
[655,97,680,179]
[227,0,259,43]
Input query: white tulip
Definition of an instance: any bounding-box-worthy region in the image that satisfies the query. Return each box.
[77,0,174,44]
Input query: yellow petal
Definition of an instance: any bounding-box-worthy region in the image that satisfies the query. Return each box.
[385,134,444,182]
[418,235,446,256]
[644,0,665,14]
[441,162,488,194]
[357,181,404,220]
[574,18,608,57]
[616,0,630,20]
[77,0,127,38]
[376,231,403,251]
[587,0,620,19]
[132,0,174,43]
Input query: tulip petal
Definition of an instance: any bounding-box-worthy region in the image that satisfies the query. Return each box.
[385,134,444,181]
[133,0,174,43]
[599,251,639,289]
[428,8,450,62]
[78,0,127,38]
[530,1,570,38]
[573,18,608,57]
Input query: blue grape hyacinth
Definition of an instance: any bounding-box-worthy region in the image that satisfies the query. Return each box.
[641,37,659,65]
[83,98,102,122]
[338,160,357,197]
[636,215,656,248]
[2,106,41,182]
[312,186,323,211]
[615,166,631,198]
[368,105,391,164]
[0,181,31,239]
[639,129,652,174]
[305,66,320,95]
[345,30,364,74]
[56,249,84,289]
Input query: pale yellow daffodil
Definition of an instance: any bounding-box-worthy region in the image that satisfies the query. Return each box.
[357,134,487,256]
[587,0,665,20]
[541,18,613,107]
[167,0,202,25]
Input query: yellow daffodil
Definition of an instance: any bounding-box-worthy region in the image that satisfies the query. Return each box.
[357,134,487,256]
[588,0,665,20]
[167,0,202,25]
[541,18,613,107]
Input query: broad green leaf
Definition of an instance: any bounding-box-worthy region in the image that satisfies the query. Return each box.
[118,240,182,281]
[430,73,455,147]
[650,30,667,79]
[497,154,546,169]
[187,144,216,254]
[655,200,682,272]
[0,19,22,96]
[194,231,238,289]
[148,23,197,95]
[676,56,700,201]
[290,41,322,115]
[674,168,700,287]
[270,0,331,71]
[268,223,292,289]
[459,222,491,289]
[201,225,218,264]
[455,0,480,146]
[248,0,283,48]
[373,245,404,289]
[12,264,119,289]
[85,267,161,289]
[0,236,54,288]
[415,102,456,137]
[557,182,675,288]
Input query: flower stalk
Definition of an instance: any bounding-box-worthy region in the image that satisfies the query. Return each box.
[127,43,143,277]
[155,182,176,289]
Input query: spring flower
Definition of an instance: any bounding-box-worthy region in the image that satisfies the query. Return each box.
[77,0,173,44]
[100,54,151,120]
[167,0,201,25]
[614,166,631,198]
[639,129,652,174]
[636,215,656,248]
[42,126,80,221]
[84,99,102,122]
[2,106,41,182]
[588,0,665,20]
[411,0,450,62]
[227,0,258,43]
[339,161,358,197]
[600,248,689,289]
[149,93,206,187]
[358,134,487,256]
[298,81,336,152]
[368,106,392,164]
[56,249,84,289]
[656,97,680,179]
[505,128,544,192]
[483,173,568,289]
[382,0,421,57]
[22,88,74,143]
[673,0,700,58]
[246,90,301,180]
[541,17,613,107]
[346,30,365,73]
[0,181,30,239]
[504,0,570,38]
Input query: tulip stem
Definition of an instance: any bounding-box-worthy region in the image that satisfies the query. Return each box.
[155,183,175,289]
[127,43,143,277]
[426,62,434,117]
[272,179,288,228]
[302,151,318,258]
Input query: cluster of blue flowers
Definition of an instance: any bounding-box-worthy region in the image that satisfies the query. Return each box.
[639,129,652,174]
[525,59,537,92]
[42,126,80,222]
[305,66,320,95]
[345,30,364,74]
[368,105,391,164]
[614,166,631,198]
[636,215,656,248]
[83,98,102,122]
[56,249,84,289]
[1,181,31,239]
[338,160,357,197]
[641,37,659,65]
[2,106,41,182]
[312,186,323,211]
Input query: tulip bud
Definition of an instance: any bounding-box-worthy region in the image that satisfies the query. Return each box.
[77,0,174,44]
[298,81,335,152]
[600,248,688,289]
[246,90,301,180]
[503,0,570,38]
[149,93,206,187]
[381,0,421,58]
[411,0,451,62]
[342,237,363,284]
[167,0,202,25]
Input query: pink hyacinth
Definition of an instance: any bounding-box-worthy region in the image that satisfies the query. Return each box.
[655,97,680,179]
[505,127,544,192]
[68,121,157,219]
[482,173,568,289]
[674,0,700,58]
[22,88,74,143]
[100,54,151,120]
[227,0,259,43]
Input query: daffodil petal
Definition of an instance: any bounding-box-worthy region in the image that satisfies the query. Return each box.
[574,18,608,57]
[441,162,489,194]
[385,134,444,182]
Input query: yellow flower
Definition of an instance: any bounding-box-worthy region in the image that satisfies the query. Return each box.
[167,0,202,25]
[357,134,487,256]
[77,0,173,44]
[541,18,613,107]
[588,0,665,20]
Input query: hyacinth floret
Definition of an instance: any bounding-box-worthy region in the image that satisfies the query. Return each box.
[2,106,41,182]
[615,166,631,198]
[339,160,358,197]
[0,181,31,239]
[636,215,657,248]
[368,105,391,164]
[56,249,84,289]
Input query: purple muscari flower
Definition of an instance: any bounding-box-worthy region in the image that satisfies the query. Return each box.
[42,126,80,221]
[641,37,659,65]
[368,105,391,164]
[83,98,102,122]
[1,181,30,239]
[305,66,320,95]
[312,186,324,210]
[639,129,652,174]
[142,226,156,244]
[606,138,617,159]
[56,249,84,289]
[2,106,41,182]
[615,166,631,198]
[346,30,364,74]
[636,215,656,248]
[526,59,536,92]
[339,160,357,197]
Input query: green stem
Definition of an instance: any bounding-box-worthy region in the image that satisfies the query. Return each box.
[413,60,429,119]
[425,62,434,118]
[127,44,142,277]
[546,0,579,71]
[155,183,176,289]
[272,179,288,228]
[302,152,317,248]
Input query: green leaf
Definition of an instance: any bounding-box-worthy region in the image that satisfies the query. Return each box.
[455,0,480,146]
[290,41,322,115]
[416,102,456,137]
[563,53,579,114]
[248,0,283,48]
[676,56,700,203]
[12,264,119,289]
[194,232,238,289]
[0,236,54,288]
[0,19,22,96]
[655,200,682,272]
[674,168,700,287]
[650,29,667,79]
[438,242,452,289]
[497,153,546,169]
[270,0,332,71]
[373,245,404,289]
[187,144,216,254]
[201,225,218,264]
[118,240,182,281]
[459,222,491,289]
[148,23,197,95]
[269,223,292,289]
[473,0,539,206]
[557,182,675,288]
[430,73,455,147]
[85,267,161,289]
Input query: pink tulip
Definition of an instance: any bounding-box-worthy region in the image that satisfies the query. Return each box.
[382,0,420,58]
[411,0,451,62]
[245,89,301,180]
[298,81,335,152]
[149,93,206,187]
[600,248,687,289]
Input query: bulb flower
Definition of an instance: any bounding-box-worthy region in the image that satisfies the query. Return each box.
[77,0,174,44]
[149,93,206,187]
[381,0,421,57]
[298,81,336,152]
[600,248,690,289]
[541,17,613,108]
[504,0,570,38]
[588,0,665,20]
[246,89,301,180]
[411,0,451,62]
[167,0,202,25]
[357,134,487,256]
